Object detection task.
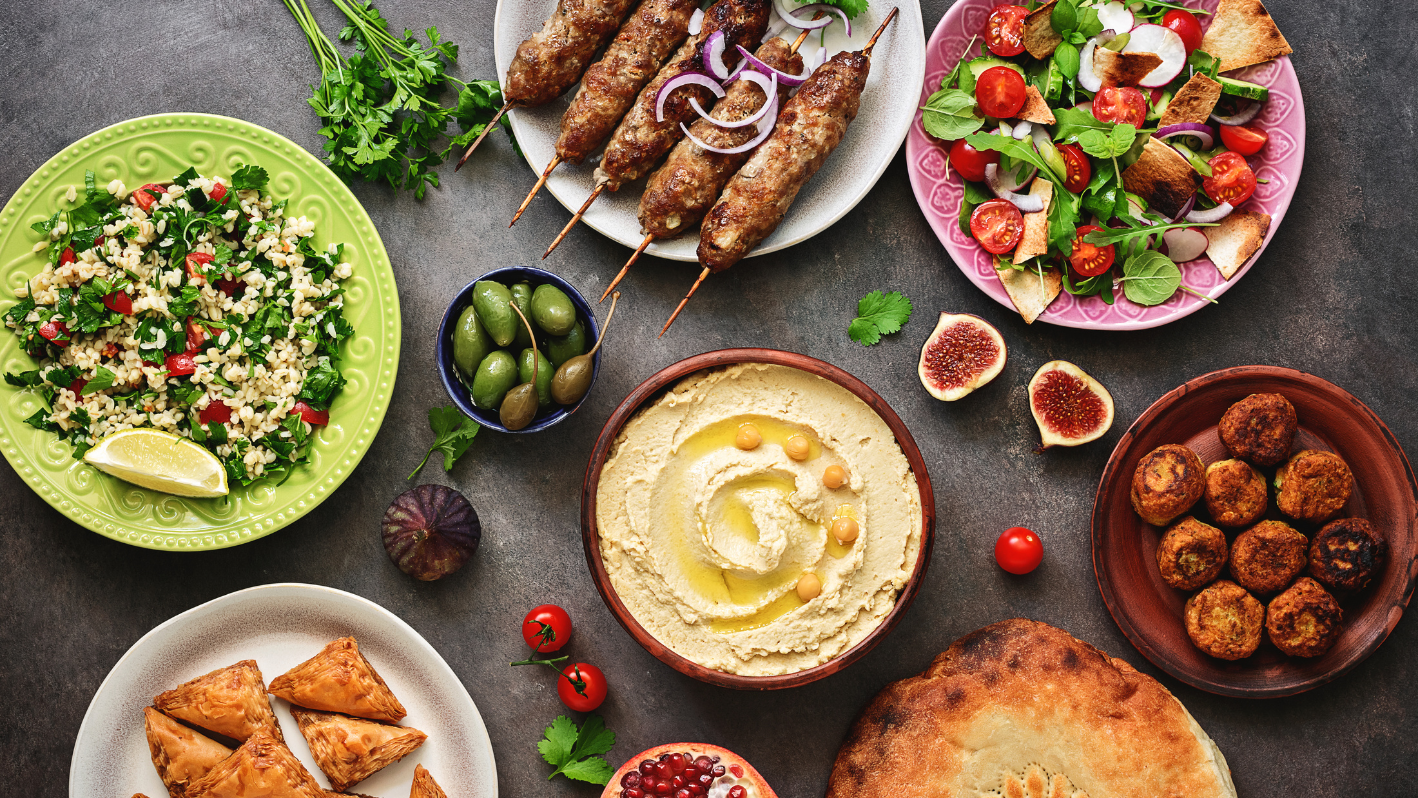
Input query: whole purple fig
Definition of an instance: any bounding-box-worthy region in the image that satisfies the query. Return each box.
[382,484,480,580]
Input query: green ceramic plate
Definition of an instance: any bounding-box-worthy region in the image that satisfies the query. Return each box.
[0,113,399,550]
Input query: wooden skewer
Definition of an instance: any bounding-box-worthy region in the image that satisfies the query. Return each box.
[863,6,898,57]
[543,184,605,259]
[511,155,561,227]
[455,102,513,171]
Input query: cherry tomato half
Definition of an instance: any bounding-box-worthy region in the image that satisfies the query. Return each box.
[985,5,1029,57]
[165,352,197,377]
[199,401,232,426]
[949,138,1000,183]
[133,183,165,213]
[557,663,608,713]
[291,400,329,426]
[1203,151,1257,205]
[185,317,208,353]
[1069,225,1116,277]
[1162,9,1204,53]
[1092,86,1147,128]
[102,291,133,315]
[522,604,574,653]
[970,199,1025,255]
[975,65,1027,119]
[995,526,1044,575]
[185,251,215,281]
[1058,143,1092,193]
[208,182,228,203]
[1219,124,1269,156]
[39,320,69,348]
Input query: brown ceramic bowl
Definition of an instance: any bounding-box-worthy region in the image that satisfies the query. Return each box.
[1093,366,1417,698]
[581,349,936,690]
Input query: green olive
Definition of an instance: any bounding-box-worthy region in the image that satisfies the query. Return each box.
[452,304,493,380]
[499,383,539,430]
[531,284,577,336]
[519,348,554,408]
[510,282,534,349]
[470,350,519,409]
[551,354,594,406]
[472,281,517,347]
[545,320,587,368]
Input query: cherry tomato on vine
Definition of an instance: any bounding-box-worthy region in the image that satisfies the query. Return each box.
[1092,86,1147,128]
[970,200,1025,255]
[985,5,1029,57]
[995,527,1043,574]
[1057,143,1092,193]
[1203,151,1257,205]
[1069,225,1116,277]
[949,138,999,183]
[975,66,1027,119]
[522,604,573,653]
[1161,9,1204,53]
[558,663,607,712]
[1219,124,1269,156]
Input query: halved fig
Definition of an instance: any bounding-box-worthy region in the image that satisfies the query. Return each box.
[917,313,1008,401]
[601,743,777,798]
[1027,360,1115,448]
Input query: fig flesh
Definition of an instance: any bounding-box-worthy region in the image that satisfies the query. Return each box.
[601,743,777,798]
[1027,360,1115,448]
[382,484,481,581]
[917,312,1008,401]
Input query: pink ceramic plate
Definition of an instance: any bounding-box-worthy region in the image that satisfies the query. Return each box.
[906,0,1305,329]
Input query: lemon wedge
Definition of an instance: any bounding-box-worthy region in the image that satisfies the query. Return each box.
[83,428,229,497]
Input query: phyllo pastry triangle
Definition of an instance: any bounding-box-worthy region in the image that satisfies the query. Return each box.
[144,707,234,797]
[291,706,428,792]
[153,660,283,742]
[186,730,326,798]
[268,638,407,723]
[409,765,447,798]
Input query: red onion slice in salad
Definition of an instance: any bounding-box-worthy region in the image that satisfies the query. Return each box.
[985,164,1045,213]
[986,161,1037,193]
[1163,227,1209,262]
[689,7,704,35]
[1211,101,1263,126]
[689,71,778,128]
[1171,193,1196,222]
[704,30,732,79]
[681,95,779,154]
[1156,122,1216,149]
[734,44,813,87]
[656,72,726,122]
[1185,201,1233,224]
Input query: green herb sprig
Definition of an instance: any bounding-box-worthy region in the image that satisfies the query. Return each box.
[848,291,913,347]
[538,715,616,784]
[410,406,480,479]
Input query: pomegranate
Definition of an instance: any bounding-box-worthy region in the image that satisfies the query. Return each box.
[917,312,1007,401]
[1027,360,1115,448]
[601,744,776,798]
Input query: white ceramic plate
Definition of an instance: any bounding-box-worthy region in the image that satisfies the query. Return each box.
[493,0,925,261]
[70,583,498,798]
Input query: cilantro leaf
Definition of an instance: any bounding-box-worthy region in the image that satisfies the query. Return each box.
[538,715,578,768]
[559,758,616,785]
[569,714,616,762]
[231,164,269,191]
[848,290,913,347]
[540,715,615,785]
[409,406,480,479]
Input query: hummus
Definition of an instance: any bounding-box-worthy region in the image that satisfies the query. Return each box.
[596,363,924,676]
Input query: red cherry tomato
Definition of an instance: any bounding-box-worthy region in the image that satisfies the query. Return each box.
[1057,143,1092,193]
[39,320,69,347]
[949,138,1000,183]
[995,527,1044,574]
[102,291,133,315]
[1219,124,1269,156]
[216,277,244,297]
[185,251,215,281]
[985,5,1029,57]
[291,400,329,426]
[165,352,197,377]
[557,663,607,713]
[1161,9,1204,53]
[1069,225,1116,277]
[185,318,208,353]
[208,182,228,203]
[1092,86,1147,128]
[199,401,232,425]
[522,604,573,653]
[969,199,1025,255]
[133,183,165,213]
[1203,151,1257,205]
[975,66,1027,119]
[58,247,76,266]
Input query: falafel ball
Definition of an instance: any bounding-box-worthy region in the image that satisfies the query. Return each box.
[1218,393,1298,467]
[1184,580,1265,660]
[1203,458,1269,528]
[1266,577,1343,657]
[1276,450,1353,523]
[1309,517,1386,593]
[1229,520,1308,595]
[1131,444,1206,527]
[1157,516,1229,591]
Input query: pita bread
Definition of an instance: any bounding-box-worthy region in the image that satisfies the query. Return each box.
[1093,48,1163,87]
[1205,210,1271,279]
[1023,2,1061,59]
[144,707,233,798]
[827,619,1238,798]
[1160,73,1224,126]
[1123,138,1202,220]
[1200,0,1292,72]
[1017,86,1056,124]
[1012,178,1053,265]
[292,707,427,792]
[999,265,1061,325]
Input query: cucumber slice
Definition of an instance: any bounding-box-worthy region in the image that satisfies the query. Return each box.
[1217,76,1269,102]
[968,56,1026,79]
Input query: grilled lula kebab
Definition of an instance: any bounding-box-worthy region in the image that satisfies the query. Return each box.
[660,7,898,335]
[541,0,771,259]
[455,0,641,169]
[509,0,702,226]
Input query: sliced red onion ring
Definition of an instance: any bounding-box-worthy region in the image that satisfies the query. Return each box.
[772,0,850,35]
[1171,193,1196,222]
[1185,201,1233,224]
[704,30,731,79]
[1211,101,1262,126]
[735,43,812,87]
[1012,121,1033,140]
[985,164,1045,213]
[690,71,778,128]
[1156,122,1216,150]
[656,72,726,122]
[1163,227,1209,262]
[689,7,704,35]
[989,161,1038,193]
[682,95,779,154]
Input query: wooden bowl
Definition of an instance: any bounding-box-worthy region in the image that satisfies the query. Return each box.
[1092,366,1418,698]
[581,349,936,690]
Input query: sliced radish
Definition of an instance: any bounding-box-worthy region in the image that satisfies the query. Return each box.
[1164,227,1209,262]
[1096,2,1134,35]
[1122,24,1186,87]
[1186,201,1234,224]
[1078,37,1103,93]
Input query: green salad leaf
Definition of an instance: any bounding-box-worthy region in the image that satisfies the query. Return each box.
[921,88,985,141]
[231,164,269,191]
[1118,250,1181,305]
[1077,124,1138,159]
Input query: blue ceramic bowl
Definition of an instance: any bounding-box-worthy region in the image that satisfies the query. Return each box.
[436,267,601,433]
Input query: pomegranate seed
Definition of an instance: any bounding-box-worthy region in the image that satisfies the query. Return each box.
[694,757,714,771]
[688,786,705,796]
[657,763,673,779]
[668,754,686,774]
[623,773,643,788]
[625,791,643,798]
[641,777,658,791]
[711,756,721,763]
[712,766,726,777]
[640,762,657,776]
[730,766,744,778]
[655,782,673,795]
[683,766,700,780]
[728,788,746,798]
[676,790,691,798]
[697,774,713,787]
[672,776,685,788]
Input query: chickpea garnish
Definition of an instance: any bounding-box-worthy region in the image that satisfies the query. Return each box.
[796,572,822,601]
[735,423,762,450]
[823,464,847,489]
[785,434,811,461]
[831,516,860,544]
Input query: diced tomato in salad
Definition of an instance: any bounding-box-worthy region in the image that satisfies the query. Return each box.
[102,291,133,314]
[208,181,228,202]
[290,401,329,426]
[199,401,232,425]
[39,320,69,347]
[185,318,209,353]
[165,352,197,377]
[185,251,215,281]
[133,183,165,213]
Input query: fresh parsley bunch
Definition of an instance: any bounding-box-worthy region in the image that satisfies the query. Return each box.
[539,715,616,784]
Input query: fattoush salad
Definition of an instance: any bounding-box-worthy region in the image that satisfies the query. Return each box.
[922,0,1291,322]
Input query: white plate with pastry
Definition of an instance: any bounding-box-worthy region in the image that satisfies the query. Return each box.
[70,583,497,798]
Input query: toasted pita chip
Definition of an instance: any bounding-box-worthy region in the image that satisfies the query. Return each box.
[1016,86,1056,124]
[1093,49,1163,88]
[1012,178,1054,265]
[1200,0,1292,72]
[1159,73,1224,126]
[1122,138,1202,220]
[1205,211,1271,279]
[999,265,1062,325]
[1023,2,1061,59]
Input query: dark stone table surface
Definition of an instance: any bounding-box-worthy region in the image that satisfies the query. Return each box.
[2,0,1415,795]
